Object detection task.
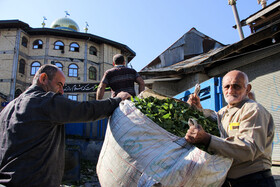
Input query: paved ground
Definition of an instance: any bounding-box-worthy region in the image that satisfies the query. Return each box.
[61,159,100,187]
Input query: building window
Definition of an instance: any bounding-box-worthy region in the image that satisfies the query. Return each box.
[55,62,63,71]
[21,36,28,48]
[19,59,26,74]
[68,64,78,77]
[54,41,65,51]
[69,42,79,52]
[68,94,78,101]
[89,46,97,56]
[33,39,43,49]
[31,61,41,75]
[89,66,97,80]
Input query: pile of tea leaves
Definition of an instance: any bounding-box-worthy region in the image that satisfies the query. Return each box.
[131,96,219,137]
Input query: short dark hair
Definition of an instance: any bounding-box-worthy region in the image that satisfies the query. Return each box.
[33,64,59,84]
[113,54,125,65]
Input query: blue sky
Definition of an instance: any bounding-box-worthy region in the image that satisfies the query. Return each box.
[0,0,270,71]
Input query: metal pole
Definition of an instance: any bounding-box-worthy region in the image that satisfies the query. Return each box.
[10,29,21,101]
[229,0,244,40]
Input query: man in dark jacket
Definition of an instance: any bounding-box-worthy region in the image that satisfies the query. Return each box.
[0,64,130,187]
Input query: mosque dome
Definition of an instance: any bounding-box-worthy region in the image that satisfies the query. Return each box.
[50,17,79,32]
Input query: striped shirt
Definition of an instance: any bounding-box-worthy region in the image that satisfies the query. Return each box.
[101,65,140,97]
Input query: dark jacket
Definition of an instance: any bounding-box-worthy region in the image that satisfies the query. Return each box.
[0,85,121,187]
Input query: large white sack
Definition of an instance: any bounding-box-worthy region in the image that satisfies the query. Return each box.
[97,100,232,187]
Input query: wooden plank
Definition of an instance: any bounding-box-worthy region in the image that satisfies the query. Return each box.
[246,1,280,24]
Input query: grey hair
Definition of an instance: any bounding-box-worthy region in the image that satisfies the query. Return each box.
[240,71,249,86]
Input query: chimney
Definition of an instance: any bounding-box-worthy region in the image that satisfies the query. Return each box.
[258,0,267,8]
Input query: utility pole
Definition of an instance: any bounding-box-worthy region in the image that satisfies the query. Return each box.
[229,0,244,40]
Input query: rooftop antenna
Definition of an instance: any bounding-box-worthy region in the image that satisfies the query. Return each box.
[65,11,70,17]
[258,0,267,8]
[42,16,47,28]
[84,22,89,33]
[228,0,244,40]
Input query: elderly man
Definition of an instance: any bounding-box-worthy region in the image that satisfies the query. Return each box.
[0,64,131,186]
[185,70,276,187]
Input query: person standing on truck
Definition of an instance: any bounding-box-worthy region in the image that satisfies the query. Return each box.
[185,70,276,187]
[0,64,131,187]
[96,54,145,100]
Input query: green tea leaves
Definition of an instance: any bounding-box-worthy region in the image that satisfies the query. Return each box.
[131,96,219,138]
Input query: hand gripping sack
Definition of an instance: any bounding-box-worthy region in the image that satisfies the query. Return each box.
[97,100,232,187]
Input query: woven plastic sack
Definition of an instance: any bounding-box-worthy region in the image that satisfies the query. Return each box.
[97,100,232,187]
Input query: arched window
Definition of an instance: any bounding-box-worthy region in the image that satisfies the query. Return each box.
[89,66,97,80]
[31,61,41,75]
[15,89,23,98]
[19,59,26,74]
[69,42,79,52]
[21,36,28,48]
[33,39,43,49]
[68,64,78,77]
[54,41,64,51]
[89,46,97,56]
[55,62,63,71]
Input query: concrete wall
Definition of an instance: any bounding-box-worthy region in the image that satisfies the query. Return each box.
[0,29,17,98]
[152,73,209,97]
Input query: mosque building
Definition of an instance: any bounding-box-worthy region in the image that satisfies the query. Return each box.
[0,16,135,110]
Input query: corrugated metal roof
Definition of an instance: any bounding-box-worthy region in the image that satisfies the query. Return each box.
[141,27,225,71]
[140,17,280,78]
[141,46,226,73]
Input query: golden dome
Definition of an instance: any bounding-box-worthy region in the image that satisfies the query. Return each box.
[50,17,80,32]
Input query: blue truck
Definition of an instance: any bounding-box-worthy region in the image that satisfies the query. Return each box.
[174,77,223,112]
[65,118,108,140]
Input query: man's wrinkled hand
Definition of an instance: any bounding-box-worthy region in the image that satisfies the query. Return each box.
[187,94,202,109]
[185,125,211,146]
